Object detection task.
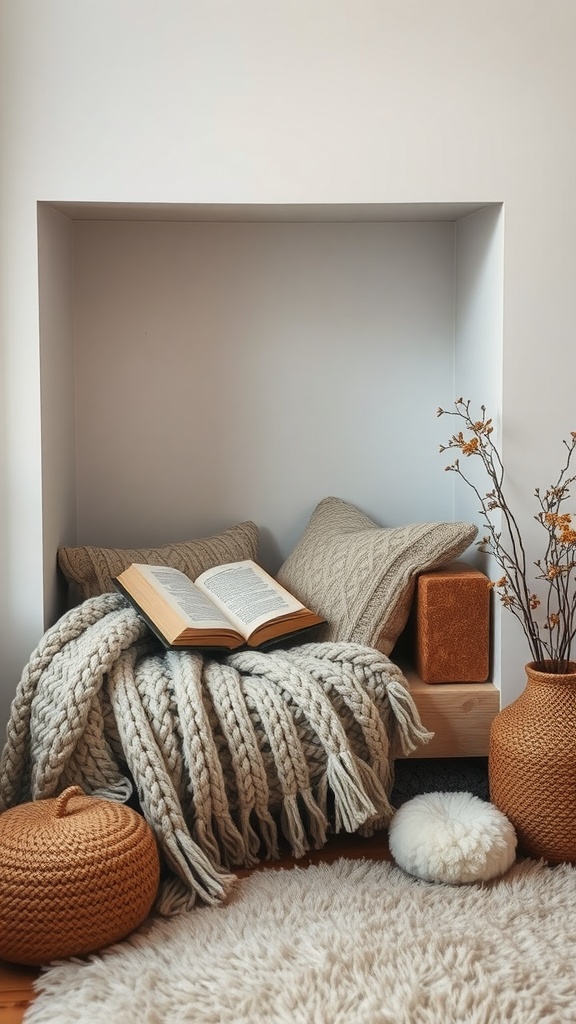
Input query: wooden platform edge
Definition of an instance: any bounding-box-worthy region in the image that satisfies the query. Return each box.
[399,666,500,759]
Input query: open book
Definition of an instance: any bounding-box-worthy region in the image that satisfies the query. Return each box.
[113,559,326,651]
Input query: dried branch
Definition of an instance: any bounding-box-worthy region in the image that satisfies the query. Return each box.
[438,399,576,673]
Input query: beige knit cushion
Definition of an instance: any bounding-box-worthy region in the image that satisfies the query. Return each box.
[276,497,478,655]
[58,521,259,601]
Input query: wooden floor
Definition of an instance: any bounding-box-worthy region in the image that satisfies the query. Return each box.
[0,829,393,1023]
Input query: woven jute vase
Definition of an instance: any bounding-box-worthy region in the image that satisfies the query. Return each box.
[489,661,576,863]
[0,786,160,965]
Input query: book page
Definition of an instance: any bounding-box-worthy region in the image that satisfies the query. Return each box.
[141,565,234,628]
[196,560,302,630]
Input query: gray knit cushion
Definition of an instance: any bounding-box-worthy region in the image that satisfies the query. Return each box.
[58,521,259,601]
[276,497,478,655]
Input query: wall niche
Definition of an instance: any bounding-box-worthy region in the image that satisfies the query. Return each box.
[38,201,503,631]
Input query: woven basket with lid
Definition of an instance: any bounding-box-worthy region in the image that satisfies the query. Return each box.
[0,786,160,965]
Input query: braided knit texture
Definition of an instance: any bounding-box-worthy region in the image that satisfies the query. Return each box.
[0,594,432,909]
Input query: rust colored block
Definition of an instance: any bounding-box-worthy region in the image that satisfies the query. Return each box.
[414,562,490,684]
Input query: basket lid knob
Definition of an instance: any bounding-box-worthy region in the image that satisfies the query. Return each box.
[54,786,85,818]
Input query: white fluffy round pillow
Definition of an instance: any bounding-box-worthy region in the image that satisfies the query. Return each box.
[388,791,517,884]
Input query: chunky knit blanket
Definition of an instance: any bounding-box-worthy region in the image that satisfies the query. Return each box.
[0,593,432,910]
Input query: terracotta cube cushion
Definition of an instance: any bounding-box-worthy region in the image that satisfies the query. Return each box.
[412,562,490,683]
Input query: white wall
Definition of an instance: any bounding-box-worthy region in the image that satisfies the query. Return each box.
[38,204,77,626]
[2,0,576,733]
[454,205,505,684]
[72,218,455,570]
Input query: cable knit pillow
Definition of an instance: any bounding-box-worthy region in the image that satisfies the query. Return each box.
[276,498,477,655]
[58,521,259,601]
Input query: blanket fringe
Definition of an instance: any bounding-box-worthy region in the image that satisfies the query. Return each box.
[192,818,222,869]
[281,793,310,860]
[300,787,328,850]
[164,828,237,907]
[250,806,280,862]
[153,870,238,917]
[385,680,435,755]
[353,755,395,822]
[326,750,378,833]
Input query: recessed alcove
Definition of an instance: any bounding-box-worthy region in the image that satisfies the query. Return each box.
[38,201,504,643]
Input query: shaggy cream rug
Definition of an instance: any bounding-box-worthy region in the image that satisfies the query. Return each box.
[25,857,576,1024]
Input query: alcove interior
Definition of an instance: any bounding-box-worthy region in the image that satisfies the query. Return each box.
[38,200,504,630]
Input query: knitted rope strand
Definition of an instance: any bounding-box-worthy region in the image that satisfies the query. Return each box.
[57,693,133,802]
[0,593,128,811]
[203,661,279,864]
[30,607,147,800]
[108,647,235,908]
[133,653,186,805]
[242,677,328,857]
[287,648,395,802]
[230,649,381,833]
[165,651,246,870]
[285,639,434,761]
[291,643,434,828]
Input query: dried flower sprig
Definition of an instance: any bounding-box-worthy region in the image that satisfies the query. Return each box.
[438,398,576,673]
